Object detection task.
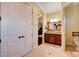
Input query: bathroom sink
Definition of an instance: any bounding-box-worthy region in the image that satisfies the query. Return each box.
[45,31,61,34]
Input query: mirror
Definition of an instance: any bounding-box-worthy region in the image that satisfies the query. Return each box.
[47,18,61,31]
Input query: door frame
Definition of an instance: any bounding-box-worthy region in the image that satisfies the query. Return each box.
[61,5,66,51]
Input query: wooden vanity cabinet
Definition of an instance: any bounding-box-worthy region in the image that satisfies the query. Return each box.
[44,33,61,45]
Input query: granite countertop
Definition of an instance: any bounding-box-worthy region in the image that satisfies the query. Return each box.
[45,31,62,34]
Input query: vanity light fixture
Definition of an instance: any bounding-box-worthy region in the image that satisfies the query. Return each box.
[38,14,43,17]
[50,18,60,22]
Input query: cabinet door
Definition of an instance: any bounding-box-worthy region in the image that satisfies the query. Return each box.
[44,34,49,43]
[56,34,61,45]
[48,34,55,44]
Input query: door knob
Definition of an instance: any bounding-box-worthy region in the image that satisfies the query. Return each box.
[0,39,1,43]
[0,16,1,21]
[18,36,21,38]
[22,36,25,38]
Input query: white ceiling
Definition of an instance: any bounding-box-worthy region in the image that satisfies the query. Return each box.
[35,2,62,13]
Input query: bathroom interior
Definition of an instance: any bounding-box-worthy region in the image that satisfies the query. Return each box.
[38,3,79,51]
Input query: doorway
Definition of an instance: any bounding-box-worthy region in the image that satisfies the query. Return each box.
[38,11,43,45]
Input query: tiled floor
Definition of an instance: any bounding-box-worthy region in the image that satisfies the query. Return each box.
[24,43,79,57]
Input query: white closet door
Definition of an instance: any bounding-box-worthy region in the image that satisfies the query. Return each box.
[0,3,1,57]
[1,3,33,57]
[16,3,33,56]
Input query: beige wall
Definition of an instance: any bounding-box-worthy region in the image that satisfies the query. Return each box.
[64,4,79,46]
